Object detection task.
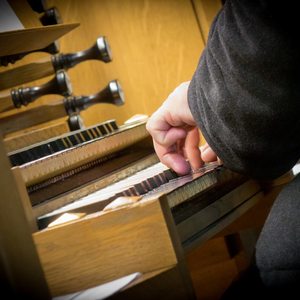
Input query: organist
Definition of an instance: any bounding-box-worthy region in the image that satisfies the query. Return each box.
[146,0,300,297]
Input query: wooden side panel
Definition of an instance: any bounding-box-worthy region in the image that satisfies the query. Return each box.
[4,119,69,152]
[0,138,50,299]
[7,0,42,28]
[0,23,79,57]
[34,200,178,296]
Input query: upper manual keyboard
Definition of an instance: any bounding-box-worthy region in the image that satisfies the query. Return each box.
[9,119,118,166]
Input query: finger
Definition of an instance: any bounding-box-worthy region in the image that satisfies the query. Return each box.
[201,145,218,162]
[153,141,190,175]
[184,128,204,171]
[162,127,187,147]
[200,142,209,152]
[146,113,187,146]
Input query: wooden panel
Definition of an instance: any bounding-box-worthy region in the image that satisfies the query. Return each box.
[192,0,222,43]
[0,57,53,91]
[46,0,204,126]
[8,0,41,28]
[0,138,50,299]
[187,237,231,270]
[34,199,178,296]
[11,168,38,232]
[4,119,69,152]
[0,23,79,56]
[190,258,238,299]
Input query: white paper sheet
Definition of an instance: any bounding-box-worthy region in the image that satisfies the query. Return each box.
[53,272,141,300]
[0,0,24,32]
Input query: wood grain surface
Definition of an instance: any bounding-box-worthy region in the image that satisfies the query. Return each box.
[0,138,51,299]
[0,23,79,57]
[46,0,205,126]
[34,199,177,296]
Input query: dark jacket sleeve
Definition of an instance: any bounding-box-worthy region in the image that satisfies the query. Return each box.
[188,0,300,179]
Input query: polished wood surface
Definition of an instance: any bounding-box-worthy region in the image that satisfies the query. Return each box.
[11,168,38,232]
[0,23,79,57]
[34,199,179,296]
[0,58,53,91]
[0,138,50,299]
[0,101,67,134]
[0,90,14,112]
[47,0,205,126]
[7,0,42,29]
[4,119,69,152]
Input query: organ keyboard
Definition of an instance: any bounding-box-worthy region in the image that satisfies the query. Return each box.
[9,116,261,243]
[5,116,288,297]
[1,110,290,296]
[8,116,261,235]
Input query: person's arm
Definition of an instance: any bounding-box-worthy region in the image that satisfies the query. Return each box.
[147,0,300,180]
[188,0,300,179]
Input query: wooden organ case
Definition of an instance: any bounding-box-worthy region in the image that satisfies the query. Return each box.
[0,1,293,299]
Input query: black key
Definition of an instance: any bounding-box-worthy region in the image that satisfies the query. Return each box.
[68,134,79,146]
[62,137,72,148]
[147,177,159,189]
[102,123,110,134]
[19,150,34,164]
[52,139,66,151]
[140,180,151,193]
[163,169,178,181]
[44,143,54,155]
[81,130,91,141]
[9,154,23,166]
[93,126,102,137]
[128,186,138,196]
[155,173,167,185]
[110,120,118,130]
[54,139,66,151]
[98,124,107,135]
[87,128,97,139]
[134,183,146,195]
[30,145,44,160]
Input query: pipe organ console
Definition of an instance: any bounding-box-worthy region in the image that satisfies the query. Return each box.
[7,114,285,297]
[0,1,292,299]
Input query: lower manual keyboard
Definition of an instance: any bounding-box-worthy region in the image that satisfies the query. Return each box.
[38,162,221,229]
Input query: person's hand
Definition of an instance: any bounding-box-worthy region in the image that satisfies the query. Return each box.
[146,81,218,175]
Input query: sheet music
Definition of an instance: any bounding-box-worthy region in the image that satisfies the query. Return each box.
[292,160,300,176]
[0,0,24,33]
[53,272,141,300]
